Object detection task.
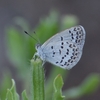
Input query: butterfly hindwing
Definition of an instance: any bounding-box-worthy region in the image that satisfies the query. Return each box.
[42,40,82,69]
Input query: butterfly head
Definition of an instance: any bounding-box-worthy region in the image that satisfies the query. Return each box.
[35,43,46,62]
[35,43,41,50]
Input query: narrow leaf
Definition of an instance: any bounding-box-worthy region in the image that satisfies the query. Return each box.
[6,89,13,100]
[53,74,65,100]
[6,79,19,100]
[22,90,28,100]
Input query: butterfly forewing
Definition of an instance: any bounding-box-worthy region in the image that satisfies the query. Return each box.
[42,25,85,49]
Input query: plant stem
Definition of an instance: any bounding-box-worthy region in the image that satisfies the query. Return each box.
[31,58,45,100]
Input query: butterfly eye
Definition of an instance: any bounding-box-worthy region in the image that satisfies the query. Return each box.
[36,44,41,49]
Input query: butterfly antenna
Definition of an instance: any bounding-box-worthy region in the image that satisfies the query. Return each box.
[24,31,40,43]
[33,31,41,43]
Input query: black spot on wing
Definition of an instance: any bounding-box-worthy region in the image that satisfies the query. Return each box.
[71,60,73,63]
[61,37,63,41]
[67,49,69,52]
[66,49,69,55]
[69,44,73,48]
[61,42,64,45]
[74,27,77,31]
[64,55,66,57]
[69,30,71,33]
[56,61,58,64]
[59,49,61,54]
[62,57,64,59]
[51,46,53,49]
[66,52,69,55]
[72,36,74,40]
[60,59,63,63]
[64,62,67,65]
[53,52,55,54]
[67,64,69,66]
[61,46,63,49]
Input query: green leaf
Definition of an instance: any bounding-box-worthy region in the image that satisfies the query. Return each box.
[22,90,28,100]
[53,74,65,100]
[45,67,68,100]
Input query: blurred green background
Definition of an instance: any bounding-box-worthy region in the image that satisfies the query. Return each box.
[0,0,100,100]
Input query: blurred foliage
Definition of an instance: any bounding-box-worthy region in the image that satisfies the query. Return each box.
[64,73,100,100]
[0,73,12,100]
[0,10,99,100]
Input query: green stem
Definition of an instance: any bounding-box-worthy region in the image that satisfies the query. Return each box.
[31,58,45,100]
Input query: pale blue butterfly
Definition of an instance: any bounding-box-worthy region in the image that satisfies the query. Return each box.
[34,25,86,69]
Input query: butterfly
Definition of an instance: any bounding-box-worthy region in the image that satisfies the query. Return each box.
[34,25,86,69]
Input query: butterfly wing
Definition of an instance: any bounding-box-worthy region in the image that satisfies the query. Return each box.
[41,25,86,69]
[42,25,85,49]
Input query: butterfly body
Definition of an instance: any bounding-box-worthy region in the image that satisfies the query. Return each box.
[35,25,86,69]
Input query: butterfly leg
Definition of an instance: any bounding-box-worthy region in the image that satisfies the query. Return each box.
[33,52,37,60]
